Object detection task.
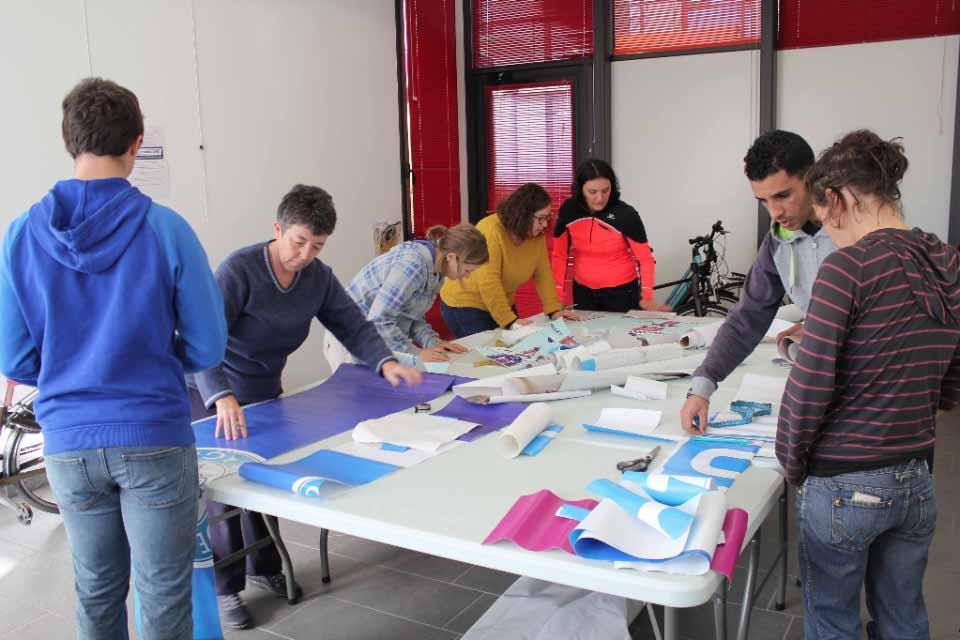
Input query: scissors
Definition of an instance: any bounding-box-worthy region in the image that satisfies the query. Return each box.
[616,446,660,473]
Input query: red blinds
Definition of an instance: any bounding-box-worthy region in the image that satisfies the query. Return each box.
[486,81,575,316]
[614,0,760,55]
[472,0,593,68]
[403,0,461,235]
[779,0,960,49]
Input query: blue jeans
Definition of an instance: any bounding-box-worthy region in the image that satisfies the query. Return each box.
[797,459,936,640]
[440,300,500,338]
[45,445,200,640]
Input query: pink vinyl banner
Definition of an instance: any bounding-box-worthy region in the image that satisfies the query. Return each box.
[710,508,748,580]
[483,489,598,555]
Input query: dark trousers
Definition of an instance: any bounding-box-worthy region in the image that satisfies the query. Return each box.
[189,387,281,595]
[573,280,639,313]
[440,300,501,338]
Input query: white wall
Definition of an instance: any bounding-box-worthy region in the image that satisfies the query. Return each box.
[612,50,761,295]
[779,36,959,240]
[0,0,402,390]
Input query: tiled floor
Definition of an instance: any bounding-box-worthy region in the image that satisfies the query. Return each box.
[2,415,958,639]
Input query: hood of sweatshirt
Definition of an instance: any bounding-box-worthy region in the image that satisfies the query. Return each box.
[867,227,959,326]
[27,178,151,274]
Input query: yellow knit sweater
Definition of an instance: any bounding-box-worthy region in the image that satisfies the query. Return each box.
[440,214,562,327]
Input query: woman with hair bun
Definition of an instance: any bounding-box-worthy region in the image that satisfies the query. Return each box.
[325,223,490,368]
[777,129,960,639]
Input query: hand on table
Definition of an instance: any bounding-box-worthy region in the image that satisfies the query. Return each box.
[640,299,673,312]
[419,347,450,363]
[510,317,535,328]
[776,322,804,345]
[215,395,248,440]
[550,309,581,322]
[436,341,469,354]
[680,394,710,435]
[382,360,423,387]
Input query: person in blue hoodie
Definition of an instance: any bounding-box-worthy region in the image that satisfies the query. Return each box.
[0,78,227,639]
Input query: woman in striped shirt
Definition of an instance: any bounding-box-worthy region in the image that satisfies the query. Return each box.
[777,130,960,639]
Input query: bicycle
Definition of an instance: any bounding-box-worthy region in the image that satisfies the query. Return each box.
[656,220,745,317]
[0,382,58,524]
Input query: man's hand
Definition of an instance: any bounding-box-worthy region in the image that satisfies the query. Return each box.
[640,299,673,312]
[680,394,710,435]
[419,347,450,363]
[550,310,581,321]
[382,360,423,387]
[436,341,469,354]
[215,395,248,440]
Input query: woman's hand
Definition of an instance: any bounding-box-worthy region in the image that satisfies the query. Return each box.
[550,310,581,321]
[640,299,673,312]
[436,341,469,354]
[419,347,450,363]
[382,360,423,387]
[214,395,248,440]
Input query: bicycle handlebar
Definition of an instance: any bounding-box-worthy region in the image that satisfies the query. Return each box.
[688,220,727,246]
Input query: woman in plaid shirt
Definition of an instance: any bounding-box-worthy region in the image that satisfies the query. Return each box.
[325,224,489,368]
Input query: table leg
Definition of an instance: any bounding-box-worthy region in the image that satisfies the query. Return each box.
[664,605,679,640]
[713,578,728,640]
[262,514,301,605]
[319,528,331,584]
[736,528,761,640]
[776,479,788,610]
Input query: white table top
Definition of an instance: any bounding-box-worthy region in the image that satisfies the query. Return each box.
[205,317,788,608]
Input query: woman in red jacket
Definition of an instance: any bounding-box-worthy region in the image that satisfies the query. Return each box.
[552,159,670,312]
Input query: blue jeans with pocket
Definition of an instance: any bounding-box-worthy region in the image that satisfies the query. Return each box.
[45,445,200,640]
[440,300,501,338]
[797,459,936,640]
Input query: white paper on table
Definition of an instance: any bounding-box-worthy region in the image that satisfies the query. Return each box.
[556,341,612,370]
[764,318,796,340]
[575,494,700,561]
[502,374,565,395]
[499,324,540,346]
[595,408,662,435]
[610,376,669,401]
[775,304,803,323]
[679,321,725,348]
[575,344,684,371]
[333,440,463,468]
[497,403,553,458]
[626,310,677,319]
[734,373,788,405]
[613,491,727,575]
[452,363,558,398]
[353,413,478,452]
[560,355,705,391]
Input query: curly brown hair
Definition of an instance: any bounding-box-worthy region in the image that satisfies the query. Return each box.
[61,78,144,159]
[496,183,552,239]
[805,130,909,211]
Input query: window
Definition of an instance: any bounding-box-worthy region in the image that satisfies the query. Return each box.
[779,0,960,49]
[473,0,593,68]
[613,0,760,56]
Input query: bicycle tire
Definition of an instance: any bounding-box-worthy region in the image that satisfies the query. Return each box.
[675,303,728,318]
[2,414,58,514]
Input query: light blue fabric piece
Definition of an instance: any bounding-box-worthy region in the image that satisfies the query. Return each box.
[621,471,709,506]
[520,424,563,457]
[581,423,675,444]
[556,504,591,521]
[661,439,759,488]
[381,443,410,452]
[238,449,399,497]
[586,478,693,540]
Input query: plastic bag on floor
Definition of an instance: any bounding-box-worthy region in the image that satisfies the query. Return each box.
[462,577,631,640]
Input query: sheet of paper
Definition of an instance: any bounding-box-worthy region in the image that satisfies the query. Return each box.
[734,373,788,405]
[129,126,170,198]
[624,376,669,400]
[764,318,796,340]
[595,408,662,436]
[659,438,759,488]
[497,403,553,458]
[510,319,578,355]
[499,324,540,346]
[587,478,695,540]
[488,390,592,404]
[353,413,478,452]
[775,304,803,323]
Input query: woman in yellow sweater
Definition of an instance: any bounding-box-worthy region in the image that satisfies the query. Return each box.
[440,183,578,337]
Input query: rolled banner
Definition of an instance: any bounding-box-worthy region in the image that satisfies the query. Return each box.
[497,402,553,458]
[574,343,684,371]
[679,321,725,349]
[502,374,565,396]
[610,376,669,401]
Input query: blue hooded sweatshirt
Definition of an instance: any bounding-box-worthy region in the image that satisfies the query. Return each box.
[0,178,227,454]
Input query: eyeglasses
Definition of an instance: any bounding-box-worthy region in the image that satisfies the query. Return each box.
[532,213,552,223]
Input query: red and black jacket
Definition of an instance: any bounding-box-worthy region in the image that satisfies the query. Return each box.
[551,197,656,304]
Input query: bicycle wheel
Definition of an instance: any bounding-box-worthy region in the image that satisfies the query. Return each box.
[1,403,58,514]
[675,303,728,318]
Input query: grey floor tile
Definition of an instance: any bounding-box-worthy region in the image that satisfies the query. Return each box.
[6,612,78,640]
[317,561,481,628]
[0,507,67,553]
[442,593,498,634]
[452,565,519,595]
[269,594,458,640]
[224,629,288,640]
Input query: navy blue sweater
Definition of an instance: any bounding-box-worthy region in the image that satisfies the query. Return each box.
[191,242,394,406]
